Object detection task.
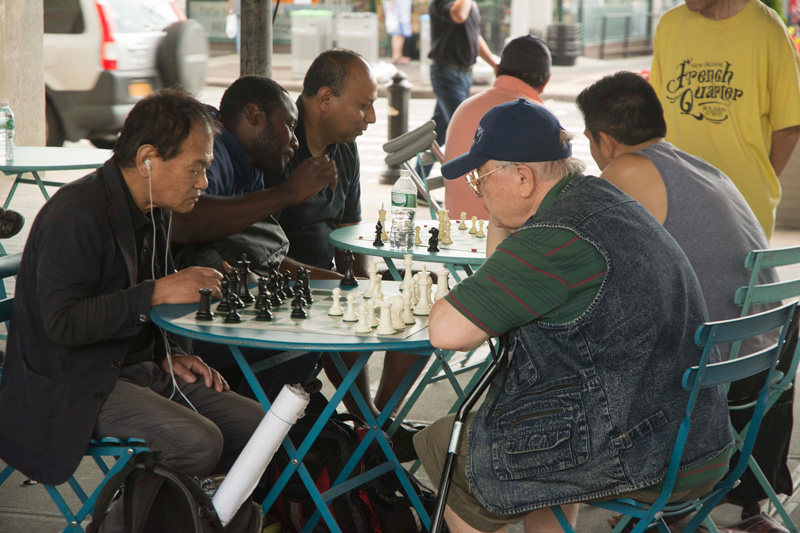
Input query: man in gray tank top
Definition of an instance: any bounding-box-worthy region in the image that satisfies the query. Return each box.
[577,71,787,519]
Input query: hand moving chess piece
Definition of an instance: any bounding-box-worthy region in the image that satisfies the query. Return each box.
[428,227,439,253]
[196,288,214,321]
[328,287,345,316]
[373,221,384,247]
[339,249,358,287]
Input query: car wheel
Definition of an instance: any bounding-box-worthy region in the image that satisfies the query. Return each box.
[157,20,208,94]
[46,100,65,147]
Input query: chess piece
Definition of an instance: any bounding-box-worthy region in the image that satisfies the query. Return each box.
[375,301,396,335]
[339,250,358,287]
[254,277,268,310]
[328,287,345,316]
[224,293,242,323]
[354,304,372,334]
[414,226,422,245]
[294,279,310,307]
[227,271,245,309]
[373,221,384,247]
[217,278,231,313]
[378,203,388,240]
[402,288,415,324]
[428,227,439,253]
[342,293,358,322]
[414,272,432,316]
[458,213,467,230]
[281,270,293,298]
[402,254,414,294]
[237,254,254,304]
[412,272,421,305]
[476,220,486,238]
[441,219,453,244]
[255,298,273,321]
[290,291,308,319]
[389,295,406,330]
[434,268,450,301]
[369,273,383,300]
[196,288,214,321]
[267,273,282,307]
[367,299,379,327]
[469,216,478,235]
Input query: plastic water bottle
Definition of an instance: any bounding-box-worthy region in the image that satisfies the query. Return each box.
[0,102,14,163]
[390,170,417,250]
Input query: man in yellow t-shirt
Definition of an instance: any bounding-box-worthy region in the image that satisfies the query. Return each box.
[651,0,800,238]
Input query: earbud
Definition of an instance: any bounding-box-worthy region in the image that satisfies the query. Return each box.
[144,159,151,173]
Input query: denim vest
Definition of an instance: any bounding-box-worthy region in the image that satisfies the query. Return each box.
[467,176,733,514]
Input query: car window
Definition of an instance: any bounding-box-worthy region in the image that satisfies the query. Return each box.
[44,0,85,34]
[107,0,180,33]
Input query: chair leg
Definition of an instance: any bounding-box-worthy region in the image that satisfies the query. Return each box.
[745,454,798,532]
[43,484,85,533]
[0,464,14,485]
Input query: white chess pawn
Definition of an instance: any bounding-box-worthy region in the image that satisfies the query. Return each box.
[441,219,453,244]
[414,226,422,245]
[469,216,478,235]
[476,219,486,238]
[375,301,396,335]
[342,293,358,322]
[367,299,379,327]
[414,272,433,316]
[434,268,450,301]
[355,304,372,333]
[328,287,344,316]
[458,212,468,230]
[402,288,415,324]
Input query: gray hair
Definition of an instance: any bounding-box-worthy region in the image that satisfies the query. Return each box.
[498,129,584,182]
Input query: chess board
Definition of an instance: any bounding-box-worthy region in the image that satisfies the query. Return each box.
[415,220,486,254]
[174,288,429,339]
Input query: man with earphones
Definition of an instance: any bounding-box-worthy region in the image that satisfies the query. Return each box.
[0,89,266,488]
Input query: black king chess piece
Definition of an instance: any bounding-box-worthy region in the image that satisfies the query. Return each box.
[195,288,214,321]
[428,227,440,253]
[373,221,384,247]
[339,249,358,287]
[237,254,254,304]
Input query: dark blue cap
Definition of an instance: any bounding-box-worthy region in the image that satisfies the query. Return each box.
[442,99,572,180]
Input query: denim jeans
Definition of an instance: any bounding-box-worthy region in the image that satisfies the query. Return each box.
[430,63,473,147]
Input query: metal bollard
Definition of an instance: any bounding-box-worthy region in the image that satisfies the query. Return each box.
[380,70,413,185]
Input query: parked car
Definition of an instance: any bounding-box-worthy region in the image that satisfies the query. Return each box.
[43,0,208,148]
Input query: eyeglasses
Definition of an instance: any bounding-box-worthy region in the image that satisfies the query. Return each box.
[465,163,515,197]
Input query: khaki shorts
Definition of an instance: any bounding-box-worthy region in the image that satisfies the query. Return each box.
[413,413,721,532]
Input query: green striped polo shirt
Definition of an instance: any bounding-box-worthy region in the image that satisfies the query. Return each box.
[445,175,607,335]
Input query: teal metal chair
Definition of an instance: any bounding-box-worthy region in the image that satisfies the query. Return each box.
[0,294,149,532]
[726,245,800,531]
[552,302,797,533]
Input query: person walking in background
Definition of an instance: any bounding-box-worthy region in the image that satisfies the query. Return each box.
[650,0,800,239]
[384,0,412,64]
[427,0,498,148]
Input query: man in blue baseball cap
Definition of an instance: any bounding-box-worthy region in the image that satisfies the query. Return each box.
[413,99,733,532]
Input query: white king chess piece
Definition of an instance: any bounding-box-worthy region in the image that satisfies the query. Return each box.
[414,271,433,316]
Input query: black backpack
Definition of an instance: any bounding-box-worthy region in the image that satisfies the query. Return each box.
[263,412,435,533]
[88,452,264,533]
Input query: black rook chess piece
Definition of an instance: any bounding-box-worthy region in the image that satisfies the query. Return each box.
[339,249,358,287]
[373,221,384,247]
[428,227,440,253]
[195,288,214,321]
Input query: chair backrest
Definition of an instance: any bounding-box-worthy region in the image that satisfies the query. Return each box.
[646,301,797,514]
[735,245,800,315]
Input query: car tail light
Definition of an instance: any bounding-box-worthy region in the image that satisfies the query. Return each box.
[96,0,117,70]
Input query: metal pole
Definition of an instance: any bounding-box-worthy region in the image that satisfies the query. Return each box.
[380,71,413,185]
[240,0,272,77]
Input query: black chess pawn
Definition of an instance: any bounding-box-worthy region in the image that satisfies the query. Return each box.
[428,227,440,253]
[255,297,273,321]
[373,221,384,247]
[226,271,244,309]
[216,279,232,313]
[255,277,269,310]
[290,291,308,319]
[195,288,214,321]
[267,274,282,307]
[224,293,242,323]
[281,270,293,298]
[339,249,358,287]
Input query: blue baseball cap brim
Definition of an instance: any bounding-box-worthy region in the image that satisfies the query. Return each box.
[441,98,572,180]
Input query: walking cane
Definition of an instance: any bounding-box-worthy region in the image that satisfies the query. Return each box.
[429,334,513,533]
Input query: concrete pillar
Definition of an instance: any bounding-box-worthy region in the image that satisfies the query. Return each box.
[0,0,45,146]
[240,0,273,78]
[511,0,553,40]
